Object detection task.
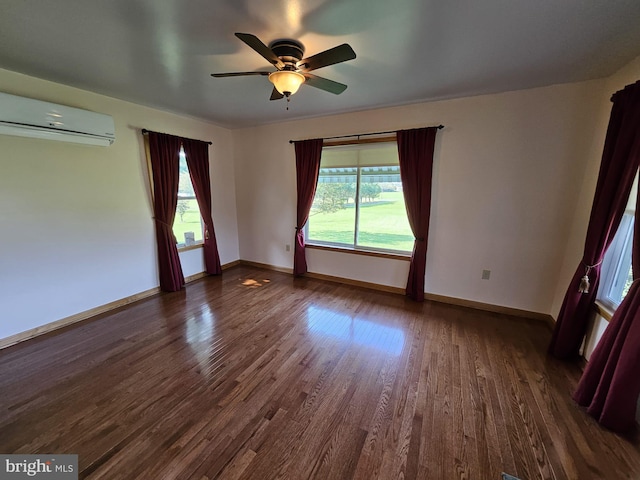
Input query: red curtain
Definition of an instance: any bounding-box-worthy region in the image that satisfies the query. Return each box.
[293,139,323,276]
[183,138,222,275]
[397,127,438,301]
[148,132,185,292]
[572,80,640,433]
[549,80,640,359]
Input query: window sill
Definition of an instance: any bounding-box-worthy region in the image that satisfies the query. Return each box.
[177,243,204,253]
[306,243,411,261]
[594,300,614,322]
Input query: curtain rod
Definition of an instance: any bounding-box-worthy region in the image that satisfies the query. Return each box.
[141,128,213,145]
[288,125,444,144]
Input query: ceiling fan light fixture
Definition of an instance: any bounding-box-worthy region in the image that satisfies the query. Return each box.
[268,71,305,96]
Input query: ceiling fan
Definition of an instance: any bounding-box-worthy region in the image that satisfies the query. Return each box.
[212,33,356,102]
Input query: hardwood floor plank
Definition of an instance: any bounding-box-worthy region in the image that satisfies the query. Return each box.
[1,265,639,479]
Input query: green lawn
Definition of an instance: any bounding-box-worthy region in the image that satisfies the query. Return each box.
[172,199,203,245]
[309,191,414,252]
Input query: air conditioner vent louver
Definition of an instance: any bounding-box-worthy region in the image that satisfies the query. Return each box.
[0,92,115,146]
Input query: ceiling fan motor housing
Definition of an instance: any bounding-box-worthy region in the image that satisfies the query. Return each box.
[270,40,305,69]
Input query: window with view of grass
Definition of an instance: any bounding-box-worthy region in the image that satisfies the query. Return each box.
[306,141,413,254]
[173,148,204,248]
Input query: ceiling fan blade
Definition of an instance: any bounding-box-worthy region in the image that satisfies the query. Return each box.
[298,44,356,72]
[211,71,270,78]
[270,87,284,101]
[235,33,285,69]
[303,73,347,95]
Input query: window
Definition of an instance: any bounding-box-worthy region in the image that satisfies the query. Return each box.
[597,176,637,310]
[307,141,413,254]
[173,148,204,248]
[598,213,634,310]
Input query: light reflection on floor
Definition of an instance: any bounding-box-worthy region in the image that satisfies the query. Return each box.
[185,304,217,375]
[306,305,405,356]
[241,278,271,288]
[185,303,216,343]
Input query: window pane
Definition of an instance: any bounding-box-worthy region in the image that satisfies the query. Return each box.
[308,168,357,245]
[597,175,637,310]
[621,262,634,300]
[172,150,203,246]
[607,216,634,305]
[307,142,414,254]
[178,153,195,198]
[356,167,413,251]
[599,213,634,308]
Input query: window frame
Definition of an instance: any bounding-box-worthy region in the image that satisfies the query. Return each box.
[597,174,637,312]
[174,148,205,250]
[597,212,634,311]
[305,137,412,257]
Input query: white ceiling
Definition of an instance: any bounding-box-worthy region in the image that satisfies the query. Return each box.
[1,0,639,129]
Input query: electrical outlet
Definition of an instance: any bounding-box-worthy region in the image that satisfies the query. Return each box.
[482,269,491,280]
[285,244,291,252]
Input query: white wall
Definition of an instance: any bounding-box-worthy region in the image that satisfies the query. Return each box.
[0,68,239,340]
[234,80,604,315]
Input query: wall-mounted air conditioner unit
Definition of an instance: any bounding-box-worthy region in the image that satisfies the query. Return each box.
[0,92,115,146]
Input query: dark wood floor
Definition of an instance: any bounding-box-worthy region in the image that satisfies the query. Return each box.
[1,266,639,479]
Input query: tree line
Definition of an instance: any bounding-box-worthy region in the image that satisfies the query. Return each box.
[312,182,382,214]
